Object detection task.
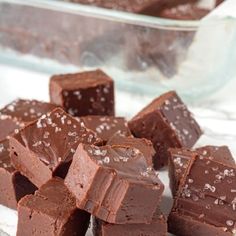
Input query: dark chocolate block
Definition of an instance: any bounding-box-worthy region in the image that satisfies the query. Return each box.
[169,146,235,196]
[93,209,167,236]
[168,156,236,236]
[129,91,202,169]
[65,144,164,224]
[0,99,58,140]
[50,69,114,117]
[10,108,101,188]
[107,134,155,167]
[79,116,131,143]
[0,139,37,209]
[17,177,90,236]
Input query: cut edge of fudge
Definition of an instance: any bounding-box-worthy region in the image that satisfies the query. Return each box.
[0,139,37,209]
[65,143,164,224]
[93,208,167,236]
[17,177,90,236]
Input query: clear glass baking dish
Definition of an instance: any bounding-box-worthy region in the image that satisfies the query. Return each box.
[0,0,236,102]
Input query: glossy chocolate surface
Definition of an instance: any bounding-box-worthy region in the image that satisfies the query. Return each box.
[169,146,235,195]
[10,108,101,187]
[80,116,131,143]
[93,209,167,236]
[0,139,37,209]
[17,178,90,236]
[0,99,58,140]
[108,134,155,166]
[65,144,164,224]
[129,91,202,169]
[50,69,114,117]
[168,156,236,236]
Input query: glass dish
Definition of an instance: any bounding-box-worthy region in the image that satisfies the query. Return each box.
[0,0,236,102]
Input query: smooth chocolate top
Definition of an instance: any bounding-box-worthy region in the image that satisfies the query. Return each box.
[0,139,14,173]
[83,144,161,186]
[175,157,236,234]
[51,69,113,90]
[11,108,101,172]
[130,91,202,147]
[19,177,77,219]
[80,116,131,142]
[0,99,58,123]
[108,134,155,166]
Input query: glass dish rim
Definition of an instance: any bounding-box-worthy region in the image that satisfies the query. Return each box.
[0,0,201,31]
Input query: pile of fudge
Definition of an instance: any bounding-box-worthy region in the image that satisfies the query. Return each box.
[67,0,224,20]
[0,69,235,236]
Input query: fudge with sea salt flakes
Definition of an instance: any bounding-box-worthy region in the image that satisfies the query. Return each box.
[10,108,101,188]
[80,116,131,143]
[0,99,58,140]
[129,91,202,169]
[93,209,167,236]
[168,145,235,196]
[17,177,90,236]
[0,139,37,209]
[168,156,236,236]
[107,134,155,166]
[65,144,164,224]
[50,69,114,117]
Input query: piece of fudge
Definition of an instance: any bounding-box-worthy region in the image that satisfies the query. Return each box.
[17,177,90,236]
[129,91,202,169]
[107,134,155,167]
[65,144,164,224]
[10,108,101,188]
[168,156,236,236]
[0,139,37,209]
[169,146,235,196]
[93,209,167,236]
[79,116,131,143]
[0,99,58,140]
[50,69,114,117]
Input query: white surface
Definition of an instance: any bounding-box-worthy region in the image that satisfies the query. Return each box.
[0,64,236,236]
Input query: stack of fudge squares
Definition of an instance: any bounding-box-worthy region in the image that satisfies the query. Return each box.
[0,69,235,236]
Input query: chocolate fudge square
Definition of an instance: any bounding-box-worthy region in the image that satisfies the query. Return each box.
[169,146,235,196]
[65,144,164,224]
[0,99,58,140]
[107,134,155,167]
[93,209,167,236]
[80,116,131,143]
[0,139,37,209]
[50,69,114,117]
[129,91,202,169]
[168,156,236,236]
[10,108,101,188]
[17,177,90,236]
